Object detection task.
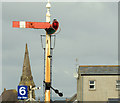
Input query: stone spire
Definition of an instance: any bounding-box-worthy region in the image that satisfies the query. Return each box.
[19,43,35,99]
[22,43,32,77]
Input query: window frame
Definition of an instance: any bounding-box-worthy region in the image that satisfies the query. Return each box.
[116,80,120,90]
[89,80,96,90]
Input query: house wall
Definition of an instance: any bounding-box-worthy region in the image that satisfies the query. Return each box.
[77,74,120,101]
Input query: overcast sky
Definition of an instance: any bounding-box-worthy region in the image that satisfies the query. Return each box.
[1,1,118,99]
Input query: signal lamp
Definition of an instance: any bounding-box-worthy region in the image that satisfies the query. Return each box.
[45,19,59,35]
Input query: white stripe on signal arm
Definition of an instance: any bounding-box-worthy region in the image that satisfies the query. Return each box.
[20,21,26,28]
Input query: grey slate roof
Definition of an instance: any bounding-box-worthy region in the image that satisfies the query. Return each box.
[0,89,18,102]
[79,65,119,74]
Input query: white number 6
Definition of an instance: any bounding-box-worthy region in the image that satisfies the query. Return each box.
[19,87,26,95]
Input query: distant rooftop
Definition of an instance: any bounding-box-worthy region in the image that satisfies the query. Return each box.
[0,89,18,102]
[79,65,120,74]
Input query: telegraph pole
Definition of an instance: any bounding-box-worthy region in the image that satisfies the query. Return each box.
[45,0,51,101]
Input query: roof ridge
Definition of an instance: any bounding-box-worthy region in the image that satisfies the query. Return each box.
[79,65,120,67]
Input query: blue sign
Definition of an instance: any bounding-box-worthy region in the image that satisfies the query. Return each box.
[18,85,28,100]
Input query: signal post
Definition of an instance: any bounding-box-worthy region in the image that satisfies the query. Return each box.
[12,0,60,102]
[45,1,51,101]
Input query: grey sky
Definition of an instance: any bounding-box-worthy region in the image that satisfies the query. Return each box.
[1,2,118,99]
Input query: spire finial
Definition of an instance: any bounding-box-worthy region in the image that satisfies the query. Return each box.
[25,43,28,53]
[26,43,27,48]
[46,0,51,8]
[46,0,51,22]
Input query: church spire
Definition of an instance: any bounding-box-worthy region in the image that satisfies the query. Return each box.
[22,43,32,77]
[19,43,35,99]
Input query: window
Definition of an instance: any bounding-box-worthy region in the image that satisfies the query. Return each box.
[89,80,95,90]
[116,80,120,90]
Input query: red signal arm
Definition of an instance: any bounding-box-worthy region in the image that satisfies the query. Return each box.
[13,21,51,29]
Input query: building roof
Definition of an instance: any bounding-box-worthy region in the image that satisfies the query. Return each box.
[0,89,18,102]
[79,65,119,74]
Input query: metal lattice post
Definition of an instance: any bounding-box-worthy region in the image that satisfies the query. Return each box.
[43,48,46,100]
[40,35,46,101]
[50,48,53,100]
